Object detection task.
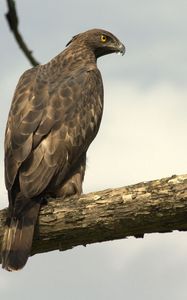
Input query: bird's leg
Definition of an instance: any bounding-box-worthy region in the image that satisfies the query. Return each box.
[55,153,86,198]
[40,196,49,206]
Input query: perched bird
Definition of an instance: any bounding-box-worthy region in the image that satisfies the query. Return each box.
[2,28,125,271]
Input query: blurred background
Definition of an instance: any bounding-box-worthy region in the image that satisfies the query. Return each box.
[0,0,187,299]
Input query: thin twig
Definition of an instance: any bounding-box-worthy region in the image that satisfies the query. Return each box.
[5,0,40,66]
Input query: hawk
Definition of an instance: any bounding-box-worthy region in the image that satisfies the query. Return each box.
[2,28,125,271]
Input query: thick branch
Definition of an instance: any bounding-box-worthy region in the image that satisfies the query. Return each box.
[5,0,40,66]
[0,174,187,263]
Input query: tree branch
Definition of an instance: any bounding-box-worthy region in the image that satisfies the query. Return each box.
[5,0,40,66]
[0,174,187,263]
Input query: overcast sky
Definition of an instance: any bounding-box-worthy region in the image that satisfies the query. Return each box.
[0,0,187,299]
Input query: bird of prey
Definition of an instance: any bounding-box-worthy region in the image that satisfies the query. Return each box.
[1,28,125,271]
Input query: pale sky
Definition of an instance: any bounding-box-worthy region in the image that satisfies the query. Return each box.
[0,1,187,299]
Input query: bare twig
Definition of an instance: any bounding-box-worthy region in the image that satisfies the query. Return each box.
[5,0,40,66]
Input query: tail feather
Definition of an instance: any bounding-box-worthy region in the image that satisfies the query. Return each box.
[2,203,40,271]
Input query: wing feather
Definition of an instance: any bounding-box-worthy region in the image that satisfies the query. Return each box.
[5,64,103,199]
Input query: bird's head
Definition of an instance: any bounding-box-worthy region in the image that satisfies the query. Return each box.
[66,29,125,58]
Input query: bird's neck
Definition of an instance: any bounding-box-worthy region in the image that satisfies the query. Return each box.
[52,45,97,72]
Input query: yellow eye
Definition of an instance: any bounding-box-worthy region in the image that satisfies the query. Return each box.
[101,35,107,43]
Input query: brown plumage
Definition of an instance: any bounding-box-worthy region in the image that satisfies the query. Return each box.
[2,28,125,271]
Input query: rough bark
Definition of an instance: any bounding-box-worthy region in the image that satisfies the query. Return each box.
[0,174,187,263]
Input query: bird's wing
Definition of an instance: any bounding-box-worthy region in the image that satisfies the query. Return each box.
[5,67,41,190]
[5,66,103,199]
[5,66,56,192]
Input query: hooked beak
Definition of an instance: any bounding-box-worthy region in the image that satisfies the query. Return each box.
[117,42,126,56]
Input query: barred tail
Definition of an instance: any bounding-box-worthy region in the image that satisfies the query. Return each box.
[1,203,40,271]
